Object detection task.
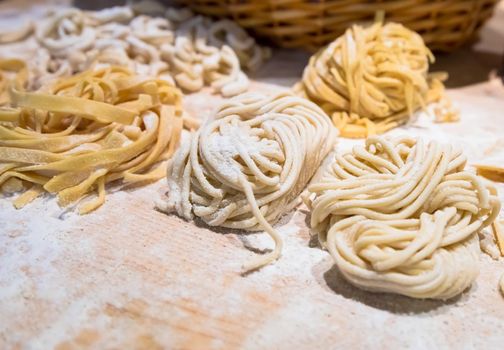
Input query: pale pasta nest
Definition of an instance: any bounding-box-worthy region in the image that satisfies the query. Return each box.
[296,22,454,138]
[0,59,27,106]
[307,136,500,299]
[0,65,197,214]
[0,6,270,97]
[158,92,337,271]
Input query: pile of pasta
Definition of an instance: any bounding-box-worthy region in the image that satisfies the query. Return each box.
[0,65,197,214]
[295,22,456,138]
[158,92,337,271]
[0,5,270,97]
[306,136,500,299]
[163,11,269,97]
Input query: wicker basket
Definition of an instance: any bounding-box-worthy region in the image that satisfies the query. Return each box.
[181,0,498,51]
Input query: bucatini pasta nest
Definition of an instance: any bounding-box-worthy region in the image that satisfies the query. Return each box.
[0,65,198,214]
[159,92,337,271]
[307,136,500,299]
[296,22,455,138]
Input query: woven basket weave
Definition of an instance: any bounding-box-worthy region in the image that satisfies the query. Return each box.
[181,0,498,51]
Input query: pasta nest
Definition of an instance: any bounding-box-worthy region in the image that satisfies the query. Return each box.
[0,6,270,97]
[296,22,447,138]
[307,136,500,299]
[0,65,198,214]
[159,92,337,271]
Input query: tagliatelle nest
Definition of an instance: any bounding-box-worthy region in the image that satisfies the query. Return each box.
[296,22,454,138]
[0,66,198,214]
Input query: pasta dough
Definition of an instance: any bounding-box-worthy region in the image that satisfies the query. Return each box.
[0,6,269,96]
[0,66,198,213]
[158,92,337,271]
[295,22,452,138]
[307,136,500,299]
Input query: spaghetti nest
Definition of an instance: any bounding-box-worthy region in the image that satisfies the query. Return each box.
[158,92,337,271]
[0,66,198,214]
[307,136,500,299]
[296,22,450,138]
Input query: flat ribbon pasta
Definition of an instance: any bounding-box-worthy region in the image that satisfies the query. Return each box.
[0,66,198,214]
[158,92,337,271]
[307,136,500,299]
[0,59,27,106]
[295,22,454,138]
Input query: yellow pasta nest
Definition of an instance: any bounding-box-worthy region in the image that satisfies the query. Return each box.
[296,22,450,138]
[0,65,198,214]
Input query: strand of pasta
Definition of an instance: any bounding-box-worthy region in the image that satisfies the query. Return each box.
[295,22,456,138]
[472,164,504,257]
[0,65,198,213]
[307,136,500,299]
[158,92,337,271]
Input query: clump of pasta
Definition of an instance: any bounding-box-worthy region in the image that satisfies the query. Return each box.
[306,136,500,299]
[295,22,454,138]
[160,13,269,97]
[157,92,337,271]
[0,6,270,96]
[0,66,198,214]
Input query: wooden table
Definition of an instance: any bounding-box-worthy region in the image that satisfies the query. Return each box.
[2,1,504,349]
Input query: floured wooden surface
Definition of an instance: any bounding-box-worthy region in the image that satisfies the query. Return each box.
[2,2,504,349]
